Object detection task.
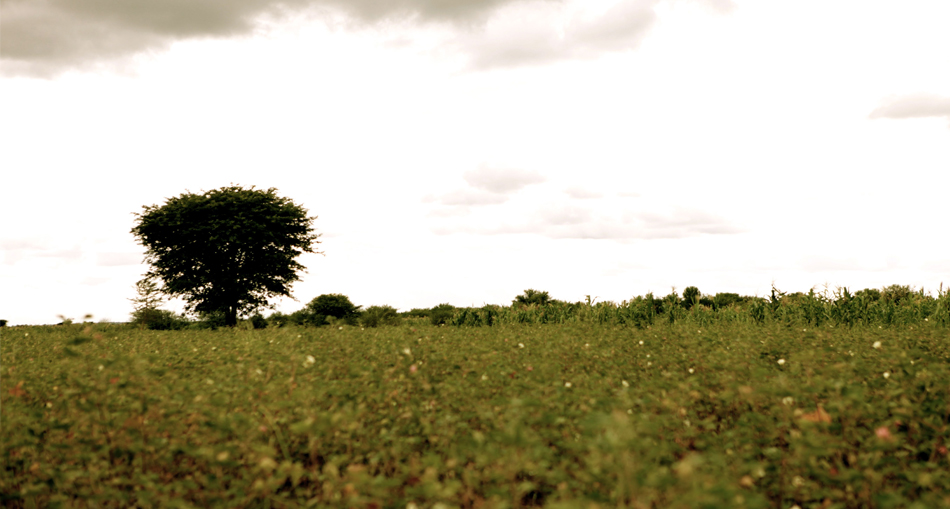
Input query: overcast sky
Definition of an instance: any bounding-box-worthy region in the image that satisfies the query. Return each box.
[2,0,948,325]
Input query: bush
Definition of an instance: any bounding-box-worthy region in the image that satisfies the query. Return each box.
[513,289,551,307]
[881,284,913,305]
[191,311,228,330]
[402,308,431,318]
[307,294,361,320]
[711,292,743,310]
[289,309,328,327]
[131,308,188,330]
[0,319,6,327]
[682,286,701,310]
[855,288,882,302]
[265,311,285,327]
[249,313,268,329]
[428,303,456,326]
[361,305,401,328]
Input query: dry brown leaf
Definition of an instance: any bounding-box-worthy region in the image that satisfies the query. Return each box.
[123,416,144,429]
[800,405,832,423]
[8,381,27,397]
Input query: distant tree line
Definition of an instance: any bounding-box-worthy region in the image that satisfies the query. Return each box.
[129,284,949,331]
[443,285,949,329]
[121,186,947,332]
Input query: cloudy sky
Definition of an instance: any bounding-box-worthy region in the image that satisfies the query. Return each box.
[2,0,948,325]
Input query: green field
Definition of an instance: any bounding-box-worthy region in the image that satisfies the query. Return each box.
[2,321,949,508]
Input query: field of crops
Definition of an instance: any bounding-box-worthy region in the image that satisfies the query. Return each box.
[3,321,949,508]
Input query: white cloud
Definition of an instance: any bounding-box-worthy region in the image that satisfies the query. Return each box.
[2,0,736,77]
[438,202,744,240]
[453,0,659,70]
[0,0,559,76]
[564,186,603,199]
[0,238,83,265]
[424,164,546,217]
[81,277,111,286]
[534,204,594,225]
[634,208,743,236]
[96,252,144,267]
[798,255,863,272]
[436,188,511,206]
[462,165,546,194]
[869,93,950,127]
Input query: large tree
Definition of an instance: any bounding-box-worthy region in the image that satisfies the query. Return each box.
[131,185,320,327]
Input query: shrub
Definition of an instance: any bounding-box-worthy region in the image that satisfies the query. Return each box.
[711,292,743,310]
[191,311,228,330]
[682,286,701,310]
[855,288,882,302]
[249,313,268,329]
[881,284,913,305]
[0,319,6,327]
[621,296,656,329]
[402,308,430,318]
[307,294,361,320]
[131,308,188,330]
[290,309,328,327]
[428,303,456,326]
[266,311,290,328]
[361,306,401,328]
[513,289,551,307]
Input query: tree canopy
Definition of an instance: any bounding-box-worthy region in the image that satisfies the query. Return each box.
[513,289,552,307]
[131,185,320,326]
[306,294,361,319]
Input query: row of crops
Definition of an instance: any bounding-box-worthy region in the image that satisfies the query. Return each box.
[446,287,950,328]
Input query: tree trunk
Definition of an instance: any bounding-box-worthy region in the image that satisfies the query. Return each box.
[225,305,238,327]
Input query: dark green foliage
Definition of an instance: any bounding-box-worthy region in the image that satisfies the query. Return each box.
[663,290,681,309]
[289,309,328,327]
[750,299,767,323]
[129,277,164,312]
[619,294,657,329]
[192,310,228,330]
[131,185,320,327]
[681,286,701,310]
[266,311,290,328]
[361,305,400,327]
[855,288,882,302]
[881,284,914,305]
[711,292,745,310]
[440,284,946,328]
[263,294,361,327]
[130,308,188,330]
[428,303,456,325]
[0,319,6,327]
[306,294,360,320]
[128,277,186,330]
[249,313,268,329]
[270,294,361,327]
[513,289,551,307]
[663,291,680,323]
[451,307,484,326]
